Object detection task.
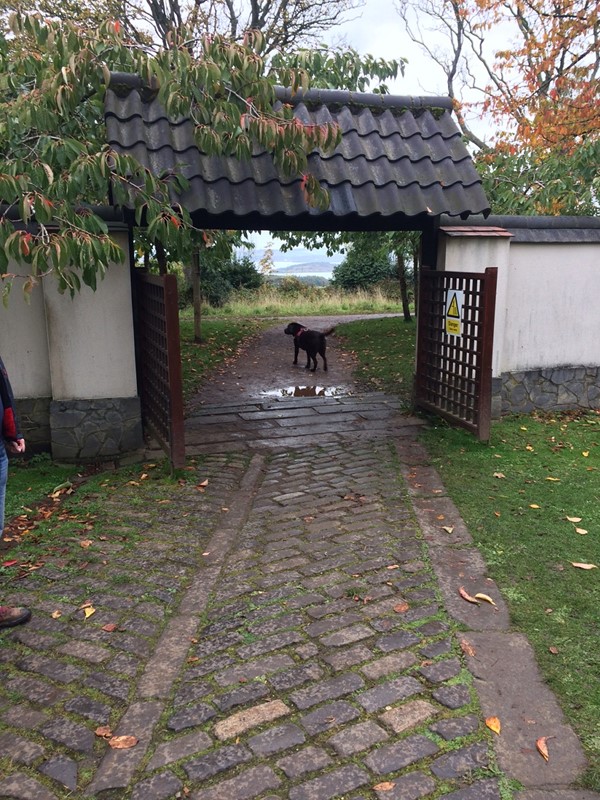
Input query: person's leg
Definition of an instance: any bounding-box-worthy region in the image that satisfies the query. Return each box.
[0,444,7,535]
[0,444,31,629]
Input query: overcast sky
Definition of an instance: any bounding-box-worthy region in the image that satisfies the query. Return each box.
[325,0,448,96]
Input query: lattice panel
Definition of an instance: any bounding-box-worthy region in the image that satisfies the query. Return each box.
[135,273,185,468]
[416,268,497,441]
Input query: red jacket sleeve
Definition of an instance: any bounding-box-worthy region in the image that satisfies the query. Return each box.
[0,357,21,441]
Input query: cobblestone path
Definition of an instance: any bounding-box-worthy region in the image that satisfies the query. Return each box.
[0,319,596,799]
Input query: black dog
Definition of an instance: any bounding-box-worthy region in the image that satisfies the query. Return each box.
[284,322,335,372]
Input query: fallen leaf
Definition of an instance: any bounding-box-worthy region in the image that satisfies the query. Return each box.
[95,726,113,738]
[51,610,62,619]
[493,472,506,479]
[571,562,598,570]
[80,539,93,548]
[2,559,18,567]
[575,528,588,535]
[460,639,476,657]
[436,514,445,520]
[548,646,559,655]
[485,716,501,735]
[529,504,540,509]
[536,736,552,761]
[386,564,400,570]
[474,593,497,606]
[108,735,138,749]
[198,479,209,487]
[526,444,534,451]
[442,526,454,534]
[83,606,96,619]
[566,516,582,523]
[393,601,410,613]
[545,477,560,482]
[494,511,501,517]
[373,782,396,792]
[101,623,118,632]
[459,586,480,605]
[582,451,589,457]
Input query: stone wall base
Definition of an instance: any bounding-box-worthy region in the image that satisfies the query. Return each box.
[15,397,52,454]
[499,366,600,415]
[49,398,143,462]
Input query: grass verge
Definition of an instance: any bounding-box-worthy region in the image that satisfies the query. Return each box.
[421,413,600,790]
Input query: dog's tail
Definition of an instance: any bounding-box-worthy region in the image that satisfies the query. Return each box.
[322,326,336,336]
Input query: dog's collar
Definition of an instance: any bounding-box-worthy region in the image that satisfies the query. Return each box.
[294,328,307,338]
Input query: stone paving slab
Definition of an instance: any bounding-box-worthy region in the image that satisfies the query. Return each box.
[1,391,599,799]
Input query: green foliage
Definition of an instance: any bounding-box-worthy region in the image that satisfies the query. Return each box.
[331,232,395,290]
[195,252,263,308]
[0,14,341,300]
[477,140,600,215]
[271,46,405,93]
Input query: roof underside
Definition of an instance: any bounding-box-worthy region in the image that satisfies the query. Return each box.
[105,77,491,232]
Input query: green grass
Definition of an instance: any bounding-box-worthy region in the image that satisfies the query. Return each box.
[421,413,600,790]
[336,316,416,405]
[178,314,269,401]
[198,284,404,317]
[4,453,75,522]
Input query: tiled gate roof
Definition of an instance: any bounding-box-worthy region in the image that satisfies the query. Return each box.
[105,75,490,231]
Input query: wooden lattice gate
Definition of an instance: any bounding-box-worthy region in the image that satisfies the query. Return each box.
[134,272,186,468]
[415,267,497,441]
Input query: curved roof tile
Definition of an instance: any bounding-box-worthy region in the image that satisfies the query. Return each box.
[105,77,490,228]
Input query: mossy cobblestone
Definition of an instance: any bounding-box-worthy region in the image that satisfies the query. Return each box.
[1,425,510,798]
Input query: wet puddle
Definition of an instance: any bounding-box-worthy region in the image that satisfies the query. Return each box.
[261,386,349,398]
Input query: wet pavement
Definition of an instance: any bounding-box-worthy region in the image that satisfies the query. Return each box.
[1,318,599,799]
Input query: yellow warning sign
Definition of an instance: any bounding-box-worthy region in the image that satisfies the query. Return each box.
[447,293,460,318]
[445,290,463,336]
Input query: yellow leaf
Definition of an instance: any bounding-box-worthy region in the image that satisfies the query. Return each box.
[566,516,582,523]
[493,472,506,479]
[536,736,551,761]
[545,477,560,482]
[526,444,534,451]
[460,639,476,657]
[529,504,540,509]
[51,610,62,619]
[485,716,501,735]
[571,562,598,570]
[108,735,138,749]
[84,606,96,619]
[575,528,588,535]
[442,526,454,534]
[520,426,528,430]
[458,586,480,605]
[474,593,497,606]
[582,451,589,457]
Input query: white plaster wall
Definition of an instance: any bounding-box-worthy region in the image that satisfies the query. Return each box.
[0,276,51,398]
[43,231,137,400]
[501,242,599,371]
[437,233,512,378]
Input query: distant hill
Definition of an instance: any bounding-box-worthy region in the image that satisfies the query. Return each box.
[249,247,343,280]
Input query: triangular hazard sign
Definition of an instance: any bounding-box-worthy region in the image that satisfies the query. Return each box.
[447,293,460,318]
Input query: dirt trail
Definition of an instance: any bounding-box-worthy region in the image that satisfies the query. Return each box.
[189,314,395,409]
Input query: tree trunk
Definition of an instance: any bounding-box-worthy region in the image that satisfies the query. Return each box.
[192,250,202,342]
[155,240,168,275]
[395,250,412,322]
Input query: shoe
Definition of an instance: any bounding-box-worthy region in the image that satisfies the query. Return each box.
[0,606,32,629]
